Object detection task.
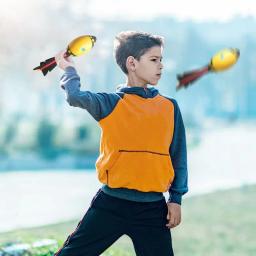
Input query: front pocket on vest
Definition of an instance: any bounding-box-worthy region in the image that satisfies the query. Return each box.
[108,149,174,192]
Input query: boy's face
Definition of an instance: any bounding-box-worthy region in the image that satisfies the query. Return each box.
[134,46,163,86]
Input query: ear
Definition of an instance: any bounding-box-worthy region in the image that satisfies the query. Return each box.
[126,56,136,72]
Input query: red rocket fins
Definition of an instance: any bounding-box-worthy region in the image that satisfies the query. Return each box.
[33,57,57,76]
[176,66,210,90]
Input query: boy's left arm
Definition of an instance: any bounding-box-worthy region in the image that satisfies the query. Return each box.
[166,99,188,229]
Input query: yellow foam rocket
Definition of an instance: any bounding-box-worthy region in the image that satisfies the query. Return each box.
[33,35,96,76]
[210,48,240,71]
[176,48,240,90]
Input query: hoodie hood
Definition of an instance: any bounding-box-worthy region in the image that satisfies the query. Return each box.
[116,84,159,98]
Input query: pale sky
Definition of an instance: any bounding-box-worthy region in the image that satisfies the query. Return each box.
[80,0,256,22]
[2,0,256,23]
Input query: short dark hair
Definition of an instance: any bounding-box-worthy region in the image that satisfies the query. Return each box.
[114,31,164,74]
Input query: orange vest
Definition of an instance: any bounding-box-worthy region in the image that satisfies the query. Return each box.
[95,93,175,192]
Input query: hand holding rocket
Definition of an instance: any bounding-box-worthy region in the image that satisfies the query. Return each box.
[55,50,75,70]
[33,35,96,76]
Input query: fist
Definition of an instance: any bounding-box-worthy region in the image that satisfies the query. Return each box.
[55,50,75,70]
[166,202,181,229]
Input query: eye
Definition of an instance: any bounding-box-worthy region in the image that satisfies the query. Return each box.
[151,59,157,62]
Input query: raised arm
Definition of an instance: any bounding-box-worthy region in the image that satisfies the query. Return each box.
[55,51,121,122]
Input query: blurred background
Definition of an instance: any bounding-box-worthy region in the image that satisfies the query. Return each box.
[0,0,255,255]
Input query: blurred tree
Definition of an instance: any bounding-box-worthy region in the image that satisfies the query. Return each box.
[4,121,17,146]
[76,125,89,141]
[36,118,58,159]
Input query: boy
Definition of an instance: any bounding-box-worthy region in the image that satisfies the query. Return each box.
[54,31,188,256]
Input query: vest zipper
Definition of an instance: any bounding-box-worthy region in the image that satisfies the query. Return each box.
[144,87,148,96]
[119,149,169,156]
[106,169,109,185]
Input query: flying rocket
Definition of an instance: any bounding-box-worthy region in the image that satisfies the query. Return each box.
[33,35,96,76]
[176,48,240,90]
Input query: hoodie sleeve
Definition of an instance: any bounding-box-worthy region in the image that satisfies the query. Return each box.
[168,99,188,205]
[60,67,121,122]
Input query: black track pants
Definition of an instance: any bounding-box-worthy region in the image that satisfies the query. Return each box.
[54,189,174,256]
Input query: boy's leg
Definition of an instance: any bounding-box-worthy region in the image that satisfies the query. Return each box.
[54,189,125,256]
[127,199,174,256]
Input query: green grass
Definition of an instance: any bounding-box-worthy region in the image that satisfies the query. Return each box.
[1,185,255,256]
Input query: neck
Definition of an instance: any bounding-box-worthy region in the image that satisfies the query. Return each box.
[126,73,148,88]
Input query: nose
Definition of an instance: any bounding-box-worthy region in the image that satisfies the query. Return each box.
[159,62,163,69]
